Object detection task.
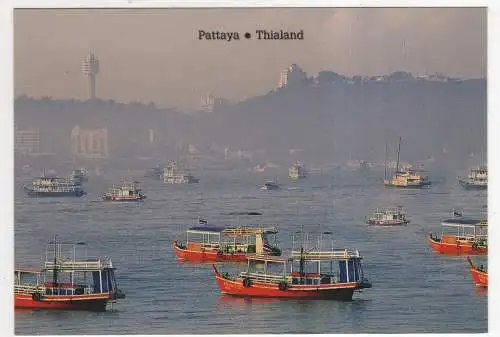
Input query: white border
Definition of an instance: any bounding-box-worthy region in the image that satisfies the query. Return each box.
[2,2,496,337]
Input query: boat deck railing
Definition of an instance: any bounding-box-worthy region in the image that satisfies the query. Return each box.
[200,242,221,250]
[290,249,360,260]
[14,284,40,294]
[223,226,278,236]
[240,271,287,283]
[44,259,112,271]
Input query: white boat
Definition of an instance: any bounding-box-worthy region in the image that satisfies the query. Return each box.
[101,181,146,201]
[365,206,410,226]
[458,167,487,190]
[163,161,200,184]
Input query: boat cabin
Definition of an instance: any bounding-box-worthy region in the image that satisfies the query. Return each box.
[182,225,279,255]
[239,248,368,286]
[434,218,487,245]
[14,239,120,298]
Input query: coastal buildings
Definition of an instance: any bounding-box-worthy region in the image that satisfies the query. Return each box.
[14,125,40,155]
[71,125,109,159]
[277,64,308,88]
[200,93,227,113]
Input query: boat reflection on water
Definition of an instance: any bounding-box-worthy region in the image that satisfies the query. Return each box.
[475,287,487,297]
[218,295,282,306]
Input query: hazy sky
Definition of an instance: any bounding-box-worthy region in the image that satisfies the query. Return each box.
[14,8,487,109]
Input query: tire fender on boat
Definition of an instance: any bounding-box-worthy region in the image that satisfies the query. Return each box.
[278,281,288,291]
[242,277,252,288]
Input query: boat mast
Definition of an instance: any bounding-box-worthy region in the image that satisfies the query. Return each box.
[299,225,305,283]
[52,235,58,288]
[384,142,388,180]
[396,137,402,173]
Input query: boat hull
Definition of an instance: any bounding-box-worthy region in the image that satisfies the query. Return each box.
[383,182,425,189]
[102,196,146,202]
[366,220,409,226]
[24,187,86,197]
[15,293,111,311]
[467,258,488,287]
[173,242,248,262]
[458,180,487,190]
[427,234,487,255]
[214,270,357,300]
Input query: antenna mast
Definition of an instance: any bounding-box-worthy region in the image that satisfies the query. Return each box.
[396,137,402,173]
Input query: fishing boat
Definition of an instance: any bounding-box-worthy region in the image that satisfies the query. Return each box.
[24,175,86,197]
[173,222,281,262]
[101,181,146,201]
[288,161,307,180]
[260,180,280,191]
[405,166,432,186]
[428,218,487,255]
[458,167,487,190]
[383,138,427,188]
[365,206,410,226]
[14,236,125,311]
[467,257,488,287]
[163,161,200,184]
[71,168,88,183]
[212,231,372,300]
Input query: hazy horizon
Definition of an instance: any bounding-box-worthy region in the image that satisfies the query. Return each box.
[14,8,487,109]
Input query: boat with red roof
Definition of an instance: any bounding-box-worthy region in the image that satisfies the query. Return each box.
[14,236,125,311]
[467,257,488,287]
[212,230,371,300]
[173,220,281,262]
[428,217,487,255]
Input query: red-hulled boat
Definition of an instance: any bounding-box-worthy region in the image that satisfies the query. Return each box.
[467,257,488,287]
[173,221,281,262]
[213,231,371,300]
[428,218,487,255]
[14,236,125,311]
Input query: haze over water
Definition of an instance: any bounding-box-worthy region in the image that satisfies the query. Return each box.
[14,167,487,334]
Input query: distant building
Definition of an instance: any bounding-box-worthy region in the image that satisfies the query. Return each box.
[277,64,307,88]
[71,125,109,159]
[200,93,226,113]
[15,125,40,154]
[416,72,452,82]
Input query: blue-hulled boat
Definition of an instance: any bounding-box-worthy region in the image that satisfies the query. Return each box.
[24,175,86,197]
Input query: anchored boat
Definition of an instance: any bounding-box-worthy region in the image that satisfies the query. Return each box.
[428,218,487,255]
[383,138,428,188]
[173,222,281,262]
[260,180,280,191]
[212,231,371,300]
[101,181,146,201]
[365,206,410,226]
[288,161,307,180]
[24,175,86,197]
[14,236,125,311]
[467,257,488,287]
[163,161,199,184]
[458,167,487,190]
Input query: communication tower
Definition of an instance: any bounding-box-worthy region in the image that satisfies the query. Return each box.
[81,50,99,99]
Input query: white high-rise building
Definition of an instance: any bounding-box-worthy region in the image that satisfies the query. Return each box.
[277,64,307,88]
[15,125,40,154]
[71,125,109,159]
[200,93,226,113]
